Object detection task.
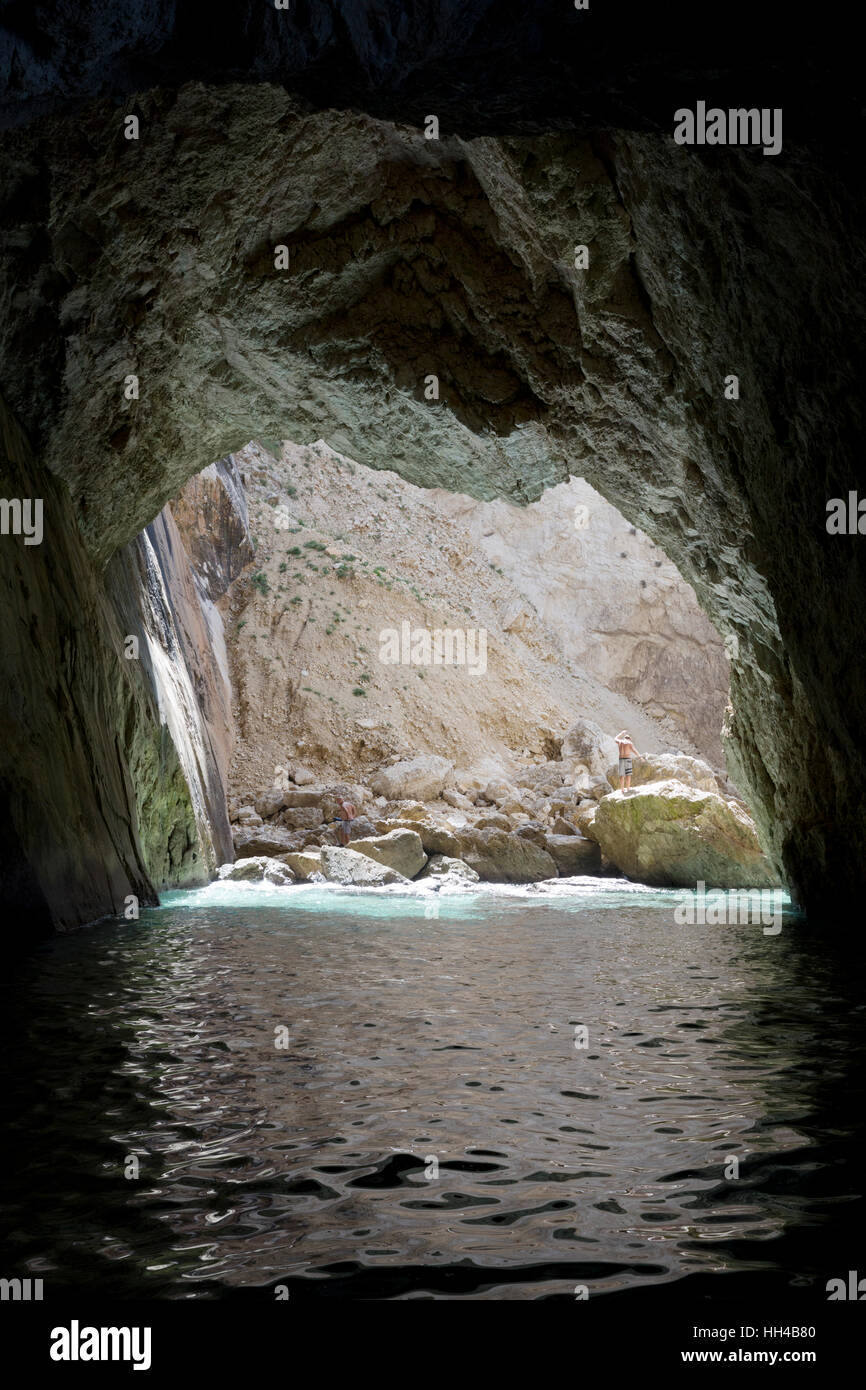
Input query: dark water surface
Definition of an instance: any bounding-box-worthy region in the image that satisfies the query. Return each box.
[1,881,864,1301]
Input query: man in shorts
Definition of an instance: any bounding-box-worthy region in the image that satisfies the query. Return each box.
[615,731,642,792]
[336,795,356,845]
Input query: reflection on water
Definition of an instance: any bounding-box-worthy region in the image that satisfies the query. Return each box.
[1,882,863,1300]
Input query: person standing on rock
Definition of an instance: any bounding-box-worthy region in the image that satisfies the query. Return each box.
[336,795,356,846]
[615,731,642,793]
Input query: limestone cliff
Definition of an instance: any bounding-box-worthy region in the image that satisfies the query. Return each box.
[435,478,729,766]
[222,439,728,803]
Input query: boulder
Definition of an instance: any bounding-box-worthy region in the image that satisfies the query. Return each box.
[389,800,430,821]
[233,805,263,827]
[279,849,324,880]
[305,826,339,847]
[417,853,480,884]
[551,814,578,835]
[474,811,512,831]
[585,779,614,801]
[483,779,518,805]
[346,814,379,840]
[320,846,409,885]
[279,805,324,829]
[500,594,533,632]
[292,766,317,785]
[574,803,600,842]
[592,780,781,888]
[380,820,461,858]
[371,754,454,801]
[604,753,721,794]
[232,824,298,858]
[349,829,427,878]
[463,829,558,884]
[544,833,602,875]
[254,787,289,819]
[454,758,512,796]
[515,821,549,846]
[442,787,474,810]
[280,785,330,808]
[453,770,485,795]
[562,717,619,779]
[218,856,295,885]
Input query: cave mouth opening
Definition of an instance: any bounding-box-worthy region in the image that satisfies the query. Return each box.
[200,433,735,805]
[127,426,783,913]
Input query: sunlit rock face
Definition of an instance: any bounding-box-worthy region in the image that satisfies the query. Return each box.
[436,477,730,766]
[0,9,863,923]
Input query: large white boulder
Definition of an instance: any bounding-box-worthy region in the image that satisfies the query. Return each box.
[417,854,480,884]
[218,856,295,885]
[348,829,427,879]
[371,754,454,802]
[561,717,620,780]
[604,753,721,793]
[280,850,324,881]
[592,780,781,888]
[320,846,410,886]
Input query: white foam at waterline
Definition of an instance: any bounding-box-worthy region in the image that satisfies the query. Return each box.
[153,874,790,916]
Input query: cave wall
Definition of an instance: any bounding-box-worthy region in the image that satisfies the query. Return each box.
[0,394,245,929]
[611,134,866,913]
[0,394,172,930]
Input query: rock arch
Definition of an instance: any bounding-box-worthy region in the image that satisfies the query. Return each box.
[1,5,863,925]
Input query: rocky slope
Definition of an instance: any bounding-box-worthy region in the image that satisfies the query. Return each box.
[434,478,728,765]
[225,742,777,892]
[219,439,728,803]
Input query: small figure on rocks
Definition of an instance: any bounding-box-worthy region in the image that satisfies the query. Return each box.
[336,795,356,845]
[615,731,642,793]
